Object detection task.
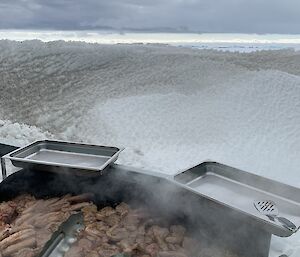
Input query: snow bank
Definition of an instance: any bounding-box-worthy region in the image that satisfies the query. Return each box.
[0,40,300,256]
[0,119,52,147]
[0,119,53,180]
[75,69,300,187]
[1,40,298,183]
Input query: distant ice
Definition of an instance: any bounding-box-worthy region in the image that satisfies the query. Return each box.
[0,40,299,256]
[1,31,300,52]
[178,42,300,52]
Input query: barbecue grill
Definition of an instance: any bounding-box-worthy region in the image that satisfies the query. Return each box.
[1,140,300,257]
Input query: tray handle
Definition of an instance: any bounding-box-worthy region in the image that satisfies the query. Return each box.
[174,161,214,184]
[0,143,19,180]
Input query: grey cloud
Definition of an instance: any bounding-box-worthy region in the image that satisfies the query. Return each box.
[0,0,300,33]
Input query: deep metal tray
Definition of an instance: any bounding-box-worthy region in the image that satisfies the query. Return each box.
[2,140,123,176]
[174,162,300,237]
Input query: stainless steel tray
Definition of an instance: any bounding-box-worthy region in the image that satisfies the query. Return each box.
[3,140,123,175]
[174,162,300,237]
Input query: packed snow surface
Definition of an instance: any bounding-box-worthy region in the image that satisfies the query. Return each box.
[0,40,299,183]
[0,40,300,256]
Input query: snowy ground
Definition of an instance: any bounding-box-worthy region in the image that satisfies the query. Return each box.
[0,40,300,256]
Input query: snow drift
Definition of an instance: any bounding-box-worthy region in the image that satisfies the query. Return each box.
[0,40,300,256]
[0,40,299,183]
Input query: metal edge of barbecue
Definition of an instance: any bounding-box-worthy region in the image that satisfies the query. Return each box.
[1,141,300,256]
[37,212,85,257]
[2,141,300,238]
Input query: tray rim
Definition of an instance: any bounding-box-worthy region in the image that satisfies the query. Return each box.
[4,139,124,172]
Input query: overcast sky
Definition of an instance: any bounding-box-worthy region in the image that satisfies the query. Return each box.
[0,0,300,34]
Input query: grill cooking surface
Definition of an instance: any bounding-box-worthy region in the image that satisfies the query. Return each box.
[1,149,294,257]
[0,194,238,257]
[0,168,255,257]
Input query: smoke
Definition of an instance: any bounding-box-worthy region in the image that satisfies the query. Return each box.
[49,165,273,257]
[116,168,269,257]
[0,163,267,257]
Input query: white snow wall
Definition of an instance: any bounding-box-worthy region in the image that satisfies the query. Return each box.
[0,40,299,187]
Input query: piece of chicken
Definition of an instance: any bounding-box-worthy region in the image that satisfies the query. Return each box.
[106,226,129,242]
[115,203,130,217]
[12,248,39,257]
[165,225,185,245]
[144,243,160,256]
[98,248,120,257]
[0,201,17,224]
[85,251,99,257]
[36,231,52,249]
[78,238,93,251]
[82,204,98,224]
[66,193,94,204]
[117,238,138,253]
[66,202,92,212]
[12,195,36,214]
[0,224,11,241]
[152,226,169,251]
[0,228,35,249]
[2,237,36,256]
[96,207,116,220]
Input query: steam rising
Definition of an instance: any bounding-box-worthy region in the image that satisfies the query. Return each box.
[0,166,272,257]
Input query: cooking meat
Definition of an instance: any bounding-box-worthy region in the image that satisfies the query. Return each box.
[152,226,169,250]
[0,201,17,224]
[0,194,94,257]
[0,194,239,257]
[118,238,138,253]
[144,243,160,256]
[66,193,94,204]
[107,226,129,242]
[165,225,185,244]
[12,248,39,257]
[0,224,11,241]
[85,251,99,257]
[2,237,36,256]
[65,201,201,257]
[0,228,35,248]
[12,194,36,208]
[67,202,92,212]
[9,224,34,234]
[98,244,120,257]
[82,204,98,223]
[115,202,130,216]
[77,238,93,251]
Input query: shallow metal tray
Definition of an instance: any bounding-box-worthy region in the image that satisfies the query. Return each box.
[174,162,300,237]
[3,140,123,175]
